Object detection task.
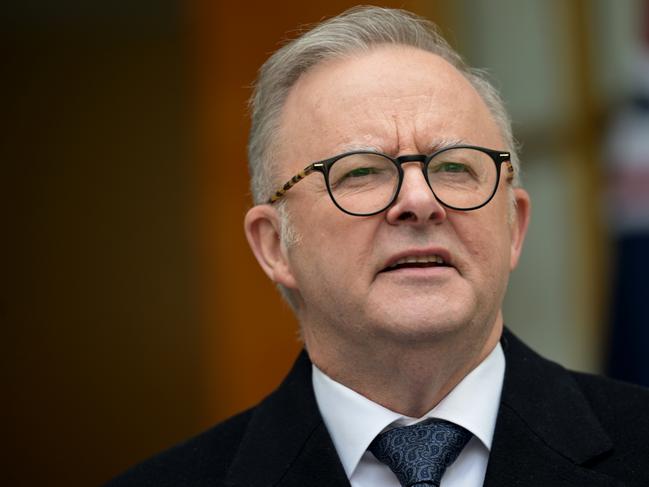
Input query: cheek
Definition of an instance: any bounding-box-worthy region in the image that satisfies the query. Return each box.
[456,212,512,277]
[291,212,376,284]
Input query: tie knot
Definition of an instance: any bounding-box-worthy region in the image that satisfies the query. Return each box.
[368,419,472,487]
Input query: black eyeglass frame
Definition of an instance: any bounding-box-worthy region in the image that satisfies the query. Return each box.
[267,145,514,216]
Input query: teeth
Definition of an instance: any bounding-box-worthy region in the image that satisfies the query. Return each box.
[389,255,445,268]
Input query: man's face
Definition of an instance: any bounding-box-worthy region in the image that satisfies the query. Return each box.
[254,46,529,353]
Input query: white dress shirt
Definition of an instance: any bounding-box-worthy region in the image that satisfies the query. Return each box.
[312,344,505,487]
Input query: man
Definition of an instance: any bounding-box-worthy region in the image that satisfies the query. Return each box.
[108,6,649,486]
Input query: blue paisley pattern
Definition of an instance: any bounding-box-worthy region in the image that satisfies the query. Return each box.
[368,418,472,487]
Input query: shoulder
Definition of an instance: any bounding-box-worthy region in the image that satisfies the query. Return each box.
[104,408,254,487]
[493,330,649,485]
[571,370,649,439]
[570,371,649,483]
[104,351,317,487]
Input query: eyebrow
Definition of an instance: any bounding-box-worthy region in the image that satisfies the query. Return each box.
[332,137,468,157]
[425,137,467,153]
[333,143,384,154]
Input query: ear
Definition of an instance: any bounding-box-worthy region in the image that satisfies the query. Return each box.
[509,188,531,270]
[244,204,298,289]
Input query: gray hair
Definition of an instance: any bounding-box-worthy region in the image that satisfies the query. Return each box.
[247,6,521,206]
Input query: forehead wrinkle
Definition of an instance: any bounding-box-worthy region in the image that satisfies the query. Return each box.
[409,97,479,153]
[337,91,434,156]
[326,112,399,156]
[388,109,433,156]
[391,112,466,156]
[281,46,502,172]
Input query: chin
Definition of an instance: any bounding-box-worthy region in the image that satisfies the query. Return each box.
[367,308,472,346]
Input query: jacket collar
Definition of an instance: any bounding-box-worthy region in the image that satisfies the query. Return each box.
[484,329,621,486]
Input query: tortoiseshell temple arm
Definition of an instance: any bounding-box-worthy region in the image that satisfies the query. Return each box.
[505,160,514,182]
[267,163,319,204]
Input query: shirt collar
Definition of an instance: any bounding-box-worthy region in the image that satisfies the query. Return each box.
[312,343,505,478]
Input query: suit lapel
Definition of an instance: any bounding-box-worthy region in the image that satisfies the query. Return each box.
[484,330,624,486]
[273,422,350,487]
[225,351,350,487]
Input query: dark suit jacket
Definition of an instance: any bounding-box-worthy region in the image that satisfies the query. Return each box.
[107,330,649,486]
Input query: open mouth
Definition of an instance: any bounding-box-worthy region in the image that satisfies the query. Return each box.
[380,255,451,272]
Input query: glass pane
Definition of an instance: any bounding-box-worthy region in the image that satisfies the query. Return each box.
[427,148,496,208]
[329,153,398,214]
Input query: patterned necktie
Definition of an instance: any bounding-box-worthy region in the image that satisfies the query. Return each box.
[368,418,472,487]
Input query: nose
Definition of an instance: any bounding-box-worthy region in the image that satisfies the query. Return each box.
[385,163,447,225]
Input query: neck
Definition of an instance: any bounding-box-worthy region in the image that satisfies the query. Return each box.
[304,317,503,418]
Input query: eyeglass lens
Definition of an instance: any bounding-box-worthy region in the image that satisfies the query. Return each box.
[327,148,498,215]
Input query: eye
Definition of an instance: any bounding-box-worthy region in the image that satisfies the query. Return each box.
[332,166,385,187]
[431,162,469,173]
[345,167,379,178]
[329,153,396,190]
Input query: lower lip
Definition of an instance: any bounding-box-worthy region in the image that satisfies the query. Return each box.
[379,265,456,278]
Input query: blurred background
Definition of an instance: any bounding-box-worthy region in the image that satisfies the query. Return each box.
[3,0,648,485]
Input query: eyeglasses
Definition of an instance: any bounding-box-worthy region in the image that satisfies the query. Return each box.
[268,145,514,216]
